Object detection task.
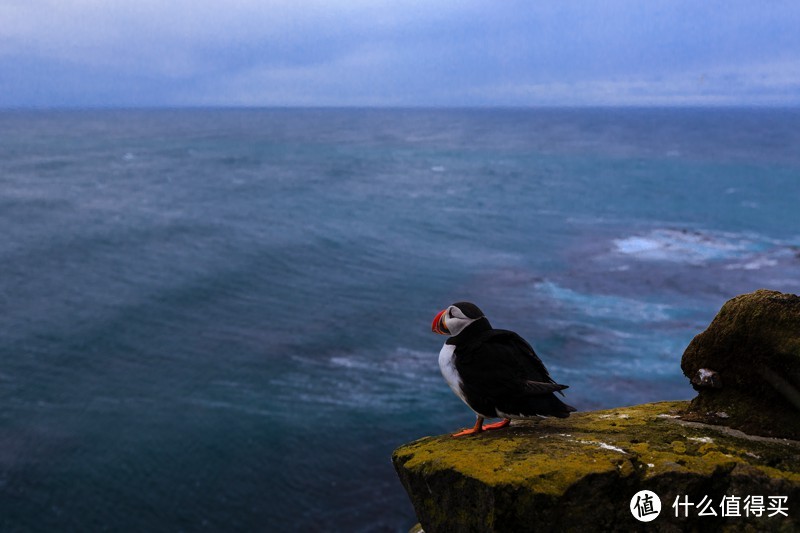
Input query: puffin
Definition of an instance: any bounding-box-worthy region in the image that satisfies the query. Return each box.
[432,301,576,437]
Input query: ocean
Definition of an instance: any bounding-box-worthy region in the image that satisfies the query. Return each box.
[1,108,798,531]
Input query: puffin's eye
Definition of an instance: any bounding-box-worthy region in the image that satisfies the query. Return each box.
[447,309,454,318]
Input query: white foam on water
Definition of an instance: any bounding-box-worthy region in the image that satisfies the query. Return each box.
[612,229,751,264]
[280,347,443,413]
[534,281,673,322]
[722,243,797,271]
[724,257,778,270]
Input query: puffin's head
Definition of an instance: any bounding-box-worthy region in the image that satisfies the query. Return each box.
[431,301,485,337]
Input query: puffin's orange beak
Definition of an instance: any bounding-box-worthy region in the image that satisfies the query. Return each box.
[431,309,450,335]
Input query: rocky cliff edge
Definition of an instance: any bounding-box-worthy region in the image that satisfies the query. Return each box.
[393,290,800,532]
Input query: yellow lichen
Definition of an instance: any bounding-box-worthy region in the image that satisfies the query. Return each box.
[394,400,800,499]
[671,440,687,453]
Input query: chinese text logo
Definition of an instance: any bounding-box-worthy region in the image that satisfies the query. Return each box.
[630,490,662,522]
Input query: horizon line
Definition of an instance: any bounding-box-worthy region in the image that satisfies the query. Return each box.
[2,103,800,112]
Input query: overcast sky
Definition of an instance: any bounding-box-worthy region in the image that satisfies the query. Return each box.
[2,0,799,107]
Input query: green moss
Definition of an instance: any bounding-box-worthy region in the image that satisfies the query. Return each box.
[393,401,800,532]
[397,401,789,492]
[681,289,800,439]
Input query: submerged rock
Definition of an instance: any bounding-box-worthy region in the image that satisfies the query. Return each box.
[393,402,799,532]
[681,289,800,439]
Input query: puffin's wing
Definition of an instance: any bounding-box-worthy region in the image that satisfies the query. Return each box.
[522,380,569,394]
[498,330,559,384]
[455,330,567,399]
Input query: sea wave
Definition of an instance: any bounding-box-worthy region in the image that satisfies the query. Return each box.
[612,229,754,264]
[276,347,443,413]
[612,228,799,271]
[534,281,674,323]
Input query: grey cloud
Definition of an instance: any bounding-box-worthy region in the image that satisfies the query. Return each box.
[1,1,799,107]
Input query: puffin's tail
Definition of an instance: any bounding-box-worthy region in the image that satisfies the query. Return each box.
[554,398,578,417]
[544,394,577,418]
[499,393,577,419]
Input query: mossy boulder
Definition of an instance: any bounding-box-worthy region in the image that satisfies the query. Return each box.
[681,289,800,439]
[393,402,799,532]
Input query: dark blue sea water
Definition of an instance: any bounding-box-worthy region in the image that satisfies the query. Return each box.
[1,108,799,531]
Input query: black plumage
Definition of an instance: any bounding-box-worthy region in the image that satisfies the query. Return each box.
[433,302,575,436]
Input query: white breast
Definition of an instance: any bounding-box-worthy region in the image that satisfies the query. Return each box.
[438,343,470,408]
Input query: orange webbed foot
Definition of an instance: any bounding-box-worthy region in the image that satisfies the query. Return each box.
[451,427,483,437]
[482,418,511,431]
[451,416,484,437]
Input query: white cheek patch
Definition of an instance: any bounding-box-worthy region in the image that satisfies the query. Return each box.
[445,316,476,337]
